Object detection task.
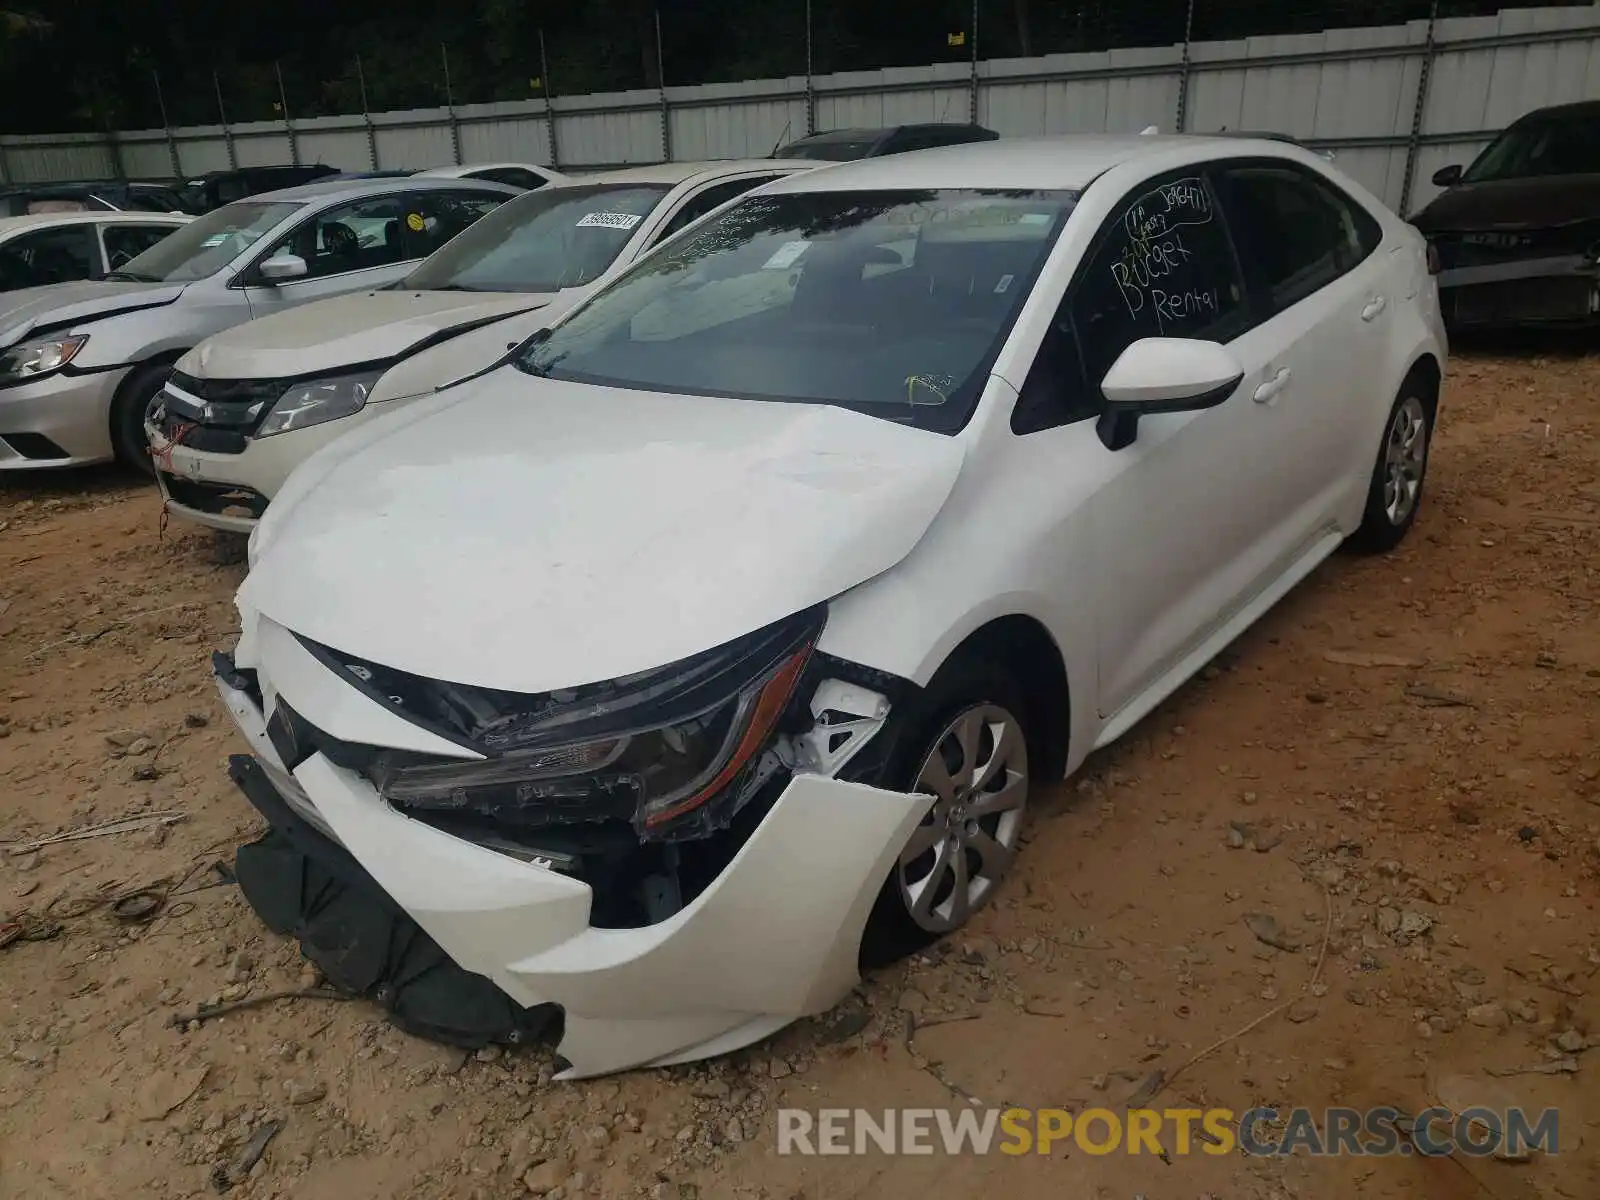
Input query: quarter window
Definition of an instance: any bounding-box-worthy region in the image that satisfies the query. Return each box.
[1014,171,1249,434]
[1213,164,1381,314]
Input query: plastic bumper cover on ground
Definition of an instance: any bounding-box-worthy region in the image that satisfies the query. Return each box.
[214,665,930,1079]
[0,367,128,469]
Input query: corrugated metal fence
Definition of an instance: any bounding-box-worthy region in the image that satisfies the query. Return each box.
[2,4,1597,216]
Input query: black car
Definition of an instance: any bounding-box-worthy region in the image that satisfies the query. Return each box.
[0,179,190,217]
[181,164,342,213]
[773,123,999,162]
[1411,100,1600,329]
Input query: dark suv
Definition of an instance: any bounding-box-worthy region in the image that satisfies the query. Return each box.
[774,124,999,162]
[181,165,342,213]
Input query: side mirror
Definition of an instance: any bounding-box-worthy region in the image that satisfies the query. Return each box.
[1431,164,1463,188]
[1096,337,1244,452]
[258,253,308,283]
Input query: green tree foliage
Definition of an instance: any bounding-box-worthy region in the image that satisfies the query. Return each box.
[0,0,1554,136]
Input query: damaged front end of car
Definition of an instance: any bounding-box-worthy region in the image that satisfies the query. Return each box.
[1427,222,1600,328]
[214,602,933,1077]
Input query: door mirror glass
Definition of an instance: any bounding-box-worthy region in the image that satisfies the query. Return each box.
[1431,164,1463,188]
[1096,336,1243,451]
[259,252,308,282]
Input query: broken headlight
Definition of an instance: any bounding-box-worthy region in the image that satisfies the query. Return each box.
[357,608,822,841]
[255,369,383,438]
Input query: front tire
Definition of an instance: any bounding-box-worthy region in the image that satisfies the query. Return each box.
[1345,385,1433,555]
[857,656,1033,969]
[110,360,176,476]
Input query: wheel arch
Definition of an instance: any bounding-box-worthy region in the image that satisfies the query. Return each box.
[1402,352,1442,416]
[107,348,187,429]
[935,614,1072,781]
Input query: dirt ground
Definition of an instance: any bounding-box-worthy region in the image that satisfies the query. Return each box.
[2,349,1598,1200]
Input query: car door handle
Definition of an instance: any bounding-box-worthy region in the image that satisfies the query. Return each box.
[1361,295,1388,321]
[1253,367,1292,404]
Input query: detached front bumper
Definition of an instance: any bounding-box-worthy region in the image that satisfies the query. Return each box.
[1436,253,1600,327]
[214,647,927,1079]
[0,366,129,469]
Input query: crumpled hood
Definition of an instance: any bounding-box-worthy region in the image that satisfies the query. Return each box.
[242,373,965,694]
[0,280,187,347]
[180,289,557,380]
[364,299,582,405]
[1413,175,1600,232]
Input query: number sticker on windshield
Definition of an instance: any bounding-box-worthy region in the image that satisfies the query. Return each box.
[576,212,643,230]
[406,213,426,232]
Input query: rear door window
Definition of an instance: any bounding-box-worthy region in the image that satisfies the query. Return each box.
[402,190,508,259]
[1213,162,1381,315]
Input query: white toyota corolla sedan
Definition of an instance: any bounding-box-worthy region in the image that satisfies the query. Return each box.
[216,135,1445,1078]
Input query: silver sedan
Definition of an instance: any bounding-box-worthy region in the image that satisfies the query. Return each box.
[0,175,515,473]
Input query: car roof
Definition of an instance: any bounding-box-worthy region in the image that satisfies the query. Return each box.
[1510,98,1600,121]
[568,159,818,187]
[759,133,1294,193]
[0,211,190,234]
[418,162,553,175]
[249,176,519,203]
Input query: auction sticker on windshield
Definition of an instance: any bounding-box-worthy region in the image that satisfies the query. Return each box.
[577,212,644,230]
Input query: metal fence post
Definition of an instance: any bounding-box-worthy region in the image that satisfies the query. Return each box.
[1176,0,1197,131]
[276,62,301,165]
[441,45,464,165]
[539,30,560,169]
[968,0,979,125]
[1398,0,1440,217]
[356,56,379,169]
[153,70,181,180]
[214,71,238,170]
[804,0,815,135]
[655,8,672,162]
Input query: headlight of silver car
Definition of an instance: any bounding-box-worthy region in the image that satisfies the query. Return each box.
[335,607,824,842]
[255,369,383,438]
[0,334,89,382]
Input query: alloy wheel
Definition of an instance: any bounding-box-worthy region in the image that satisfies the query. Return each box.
[897,703,1029,934]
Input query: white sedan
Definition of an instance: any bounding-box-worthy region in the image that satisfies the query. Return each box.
[218,134,1445,1077]
[148,160,819,532]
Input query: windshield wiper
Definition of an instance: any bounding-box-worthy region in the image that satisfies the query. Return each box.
[102,270,163,283]
[431,283,487,292]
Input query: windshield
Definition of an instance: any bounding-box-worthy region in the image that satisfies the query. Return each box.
[778,138,880,161]
[1463,111,1600,183]
[403,183,673,293]
[516,188,1075,434]
[117,201,300,282]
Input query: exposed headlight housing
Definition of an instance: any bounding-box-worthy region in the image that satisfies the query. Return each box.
[255,369,383,438]
[0,334,88,382]
[342,607,824,842]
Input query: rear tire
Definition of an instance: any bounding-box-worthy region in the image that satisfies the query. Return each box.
[1345,384,1433,555]
[110,360,175,476]
[856,655,1034,970]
